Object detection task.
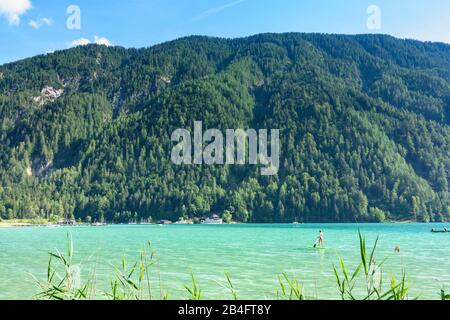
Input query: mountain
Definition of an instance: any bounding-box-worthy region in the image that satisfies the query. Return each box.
[0,33,449,223]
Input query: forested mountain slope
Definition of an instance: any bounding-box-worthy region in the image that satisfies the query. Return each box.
[0,33,449,222]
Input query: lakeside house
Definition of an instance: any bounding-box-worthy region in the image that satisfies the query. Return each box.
[57,218,76,226]
[158,219,173,225]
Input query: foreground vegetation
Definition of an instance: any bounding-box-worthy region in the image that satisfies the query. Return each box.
[1,33,449,224]
[32,232,449,300]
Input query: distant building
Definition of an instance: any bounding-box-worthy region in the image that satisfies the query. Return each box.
[58,219,75,226]
[158,219,173,225]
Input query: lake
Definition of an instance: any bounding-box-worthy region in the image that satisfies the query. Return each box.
[0,223,449,300]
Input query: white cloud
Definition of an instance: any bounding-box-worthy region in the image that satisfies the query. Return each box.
[69,36,112,47]
[94,36,112,46]
[0,0,32,25]
[28,19,38,29]
[192,0,246,21]
[70,38,91,47]
[29,17,52,29]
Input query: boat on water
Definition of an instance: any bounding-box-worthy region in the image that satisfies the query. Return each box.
[91,222,107,227]
[174,219,193,225]
[200,214,223,225]
[431,228,448,233]
[157,220,173,225]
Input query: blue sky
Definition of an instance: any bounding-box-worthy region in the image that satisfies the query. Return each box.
[1,0,449,65]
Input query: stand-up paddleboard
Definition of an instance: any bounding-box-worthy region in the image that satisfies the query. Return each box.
[300,246,328,250]
[295,246,334,252]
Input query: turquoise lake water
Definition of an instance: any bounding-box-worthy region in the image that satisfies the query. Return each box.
[1,223,449,300]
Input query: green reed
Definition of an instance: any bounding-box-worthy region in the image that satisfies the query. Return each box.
[441,290,450,300]
[277,272,305,300]
[33,233,92,300]
[333,230,412,300]
[184,273,202,300]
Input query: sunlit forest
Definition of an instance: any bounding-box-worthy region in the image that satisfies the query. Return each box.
[0,33,449,223]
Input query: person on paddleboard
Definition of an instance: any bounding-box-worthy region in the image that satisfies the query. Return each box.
[314,230,324,248]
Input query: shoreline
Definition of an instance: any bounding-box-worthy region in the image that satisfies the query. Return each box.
[0,222,34,228]
[1,219,448,229]
[0,219,55,228]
